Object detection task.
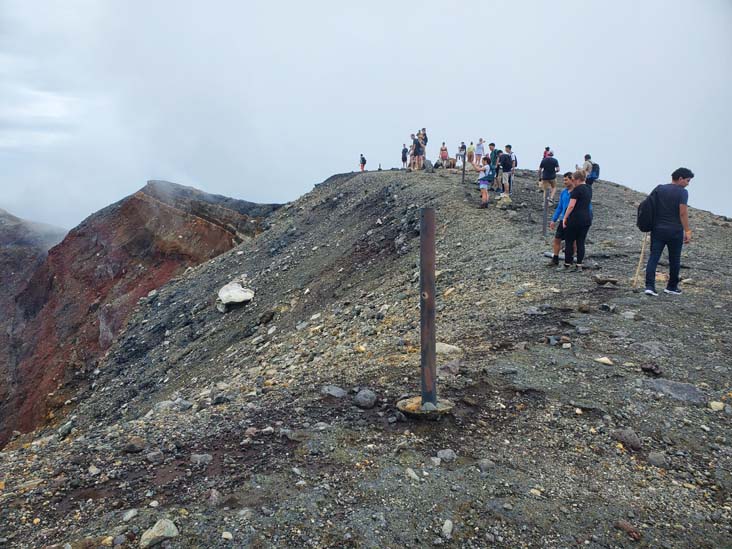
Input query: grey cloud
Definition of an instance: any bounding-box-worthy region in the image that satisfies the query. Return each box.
[0,0,730,228]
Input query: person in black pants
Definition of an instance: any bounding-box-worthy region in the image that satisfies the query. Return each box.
[561,170,593,271]
[644,167,694,296]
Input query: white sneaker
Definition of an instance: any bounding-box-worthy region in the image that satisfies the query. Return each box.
[644,288,658,296]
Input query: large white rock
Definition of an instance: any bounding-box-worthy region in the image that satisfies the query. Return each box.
[436,342,462,355]
[139,519,179,547]
[218,281,254,304]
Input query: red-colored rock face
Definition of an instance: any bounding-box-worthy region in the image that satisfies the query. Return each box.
[0,183,278,447]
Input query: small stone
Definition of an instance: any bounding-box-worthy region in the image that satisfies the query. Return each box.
[406,468,420,481]
[529,488,542,497]
[441,519,454,539]
[477,458,495,472]
[321,385,347,398]
[139,519,179,548]
[612,428,642,450]
[354,388,377,409]
[154,400,176,411]
[576,326,591,335]
[212,393,232,405]
[709,401,725,412]
[431,457,441,466]
[149,500,159,508]
[207,489,223,507]
[88,465,100,476]
[57,422,74,439]
[190,453,213,466]
[174,399,193,411]
[146,450,164,464]
[222,531,233,540]
[122,508,138,522]
[437,449,456,462]
[122,436,146,453]
[595,357,614,365]
[647,452,667,468]
[261,426,275,435]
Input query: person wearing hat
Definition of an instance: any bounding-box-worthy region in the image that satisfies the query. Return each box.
[543,146,551,158]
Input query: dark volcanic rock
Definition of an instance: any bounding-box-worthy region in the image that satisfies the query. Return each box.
[643,378,706,405]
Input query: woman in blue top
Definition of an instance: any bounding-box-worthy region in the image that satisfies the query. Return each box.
[548,172,574,266]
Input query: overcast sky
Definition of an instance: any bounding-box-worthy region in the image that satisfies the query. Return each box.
[1,0,730,229]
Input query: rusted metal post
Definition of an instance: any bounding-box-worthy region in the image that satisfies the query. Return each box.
[420,208,437,405]
[542,190,549,236]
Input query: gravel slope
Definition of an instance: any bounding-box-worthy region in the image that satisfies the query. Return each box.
[1,168,730,548]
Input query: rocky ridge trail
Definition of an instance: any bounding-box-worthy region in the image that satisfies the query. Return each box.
[0,169,730,548]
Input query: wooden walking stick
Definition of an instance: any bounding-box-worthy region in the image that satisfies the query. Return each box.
[632,233,649,289]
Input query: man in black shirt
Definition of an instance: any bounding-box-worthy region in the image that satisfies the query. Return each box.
[539,151,560,202]
[644,167,694,296]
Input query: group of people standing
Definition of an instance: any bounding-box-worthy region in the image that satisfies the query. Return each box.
[543,150,600,271]
[401,128,429,170]
[392,136,695,294]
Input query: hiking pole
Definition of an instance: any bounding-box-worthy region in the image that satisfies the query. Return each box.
[461,152,466,185]
[632,233,650,289]
[542,190,549,237]
[419,207,437,406]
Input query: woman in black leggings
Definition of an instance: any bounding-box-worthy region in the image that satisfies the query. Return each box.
[562,170,593,271]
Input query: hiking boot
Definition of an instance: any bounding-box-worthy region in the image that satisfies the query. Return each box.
[644,287,658,296]
[664,287,682,295]
[558,263,571,272]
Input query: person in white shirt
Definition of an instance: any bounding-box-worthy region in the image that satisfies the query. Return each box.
[475,138,485,165]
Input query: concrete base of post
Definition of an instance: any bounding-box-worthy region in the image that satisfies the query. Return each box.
[396,396,455,420]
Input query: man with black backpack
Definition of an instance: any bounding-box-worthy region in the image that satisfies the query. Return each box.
[641,167,694,296]
[579,154,600,187]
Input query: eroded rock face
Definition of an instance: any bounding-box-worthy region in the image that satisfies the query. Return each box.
[0,209,66,445]
[0,182,279,447]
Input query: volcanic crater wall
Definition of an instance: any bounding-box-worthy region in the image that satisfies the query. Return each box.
[0,182,280,447]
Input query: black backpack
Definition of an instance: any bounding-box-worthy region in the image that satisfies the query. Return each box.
[500,154,513,171]
[637,186,660,232]
[590,162,600,179]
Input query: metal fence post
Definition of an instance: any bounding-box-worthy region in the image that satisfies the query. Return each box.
[542,189,549,236]
[420,207,437,405]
